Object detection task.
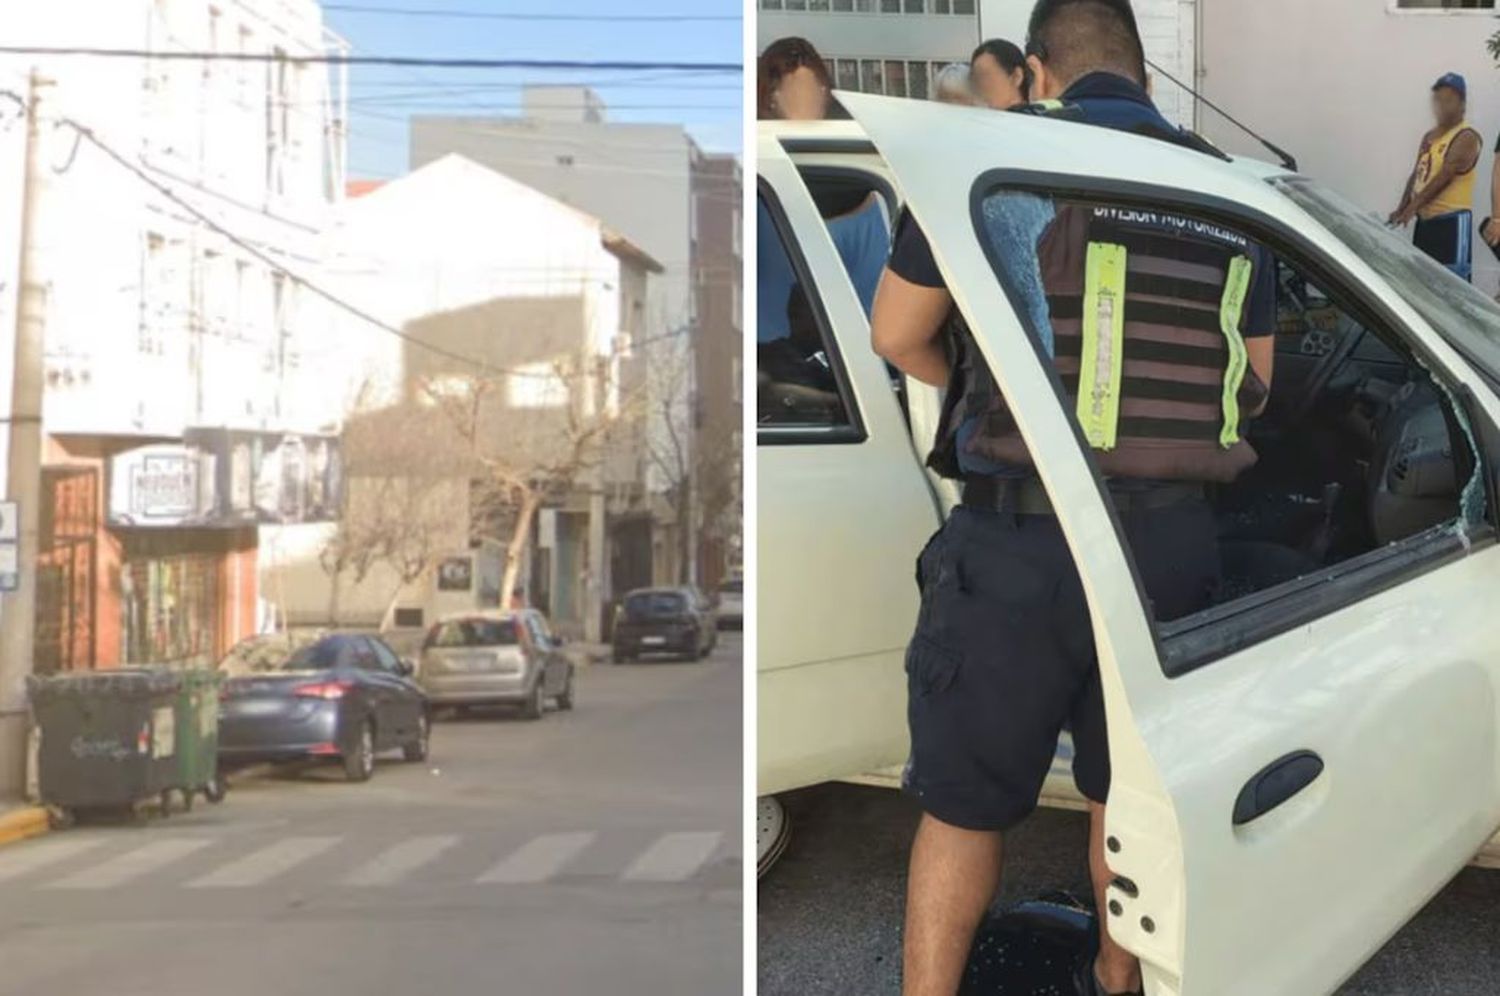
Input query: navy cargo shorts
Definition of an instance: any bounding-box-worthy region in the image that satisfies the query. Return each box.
[901,497,1219,832]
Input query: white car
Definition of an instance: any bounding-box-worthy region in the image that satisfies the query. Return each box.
[758,92,1500,996]
[715,577,743,630]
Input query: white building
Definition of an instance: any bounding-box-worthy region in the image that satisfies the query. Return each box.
[1197,0,1500,291]
[260,154,664,639]
[0,0,346,672]
[756,0,1197,126]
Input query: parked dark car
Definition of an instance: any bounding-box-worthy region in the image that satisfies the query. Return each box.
[417,610,574,719]
[612,587,717,662]
[217,633,430,782]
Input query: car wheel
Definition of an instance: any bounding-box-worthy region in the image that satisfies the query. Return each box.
[403,712,430,762]
[757,796,792,879]
[343,720,376,782]
[520,681,544,720]
[556,674,575,711]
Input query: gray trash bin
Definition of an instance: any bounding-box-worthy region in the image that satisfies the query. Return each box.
[28,668,184,814]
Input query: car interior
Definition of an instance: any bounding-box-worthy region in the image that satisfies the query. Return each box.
[770,167,1486,623]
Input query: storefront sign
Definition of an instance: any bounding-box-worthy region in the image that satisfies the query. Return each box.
[108,445,210,527]
[108,432,344,529]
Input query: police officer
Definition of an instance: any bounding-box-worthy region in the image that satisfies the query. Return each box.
[869,3,1278,995]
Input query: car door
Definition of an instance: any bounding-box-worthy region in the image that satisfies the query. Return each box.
[369,637,422,735]
[842,90,1500,996]
[757,123,944,796]
[525,613,563,694]
[355,637,407,747]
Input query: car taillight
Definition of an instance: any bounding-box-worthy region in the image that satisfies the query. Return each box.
[293,681,352,700]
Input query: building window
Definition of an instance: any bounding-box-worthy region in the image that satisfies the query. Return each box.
[860,59,885,92]
[908,61,931,100]
[884,60,907,97]
[1393,0,1493,7]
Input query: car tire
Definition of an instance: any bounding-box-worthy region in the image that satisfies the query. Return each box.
[520,681,545,721]
[403,712,430,763]
[343,719,376,782]
[556,674,575,711]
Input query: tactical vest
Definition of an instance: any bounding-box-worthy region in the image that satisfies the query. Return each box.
[929,109,1268,485]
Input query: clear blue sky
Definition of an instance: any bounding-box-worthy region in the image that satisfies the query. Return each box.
[322,1,743,182]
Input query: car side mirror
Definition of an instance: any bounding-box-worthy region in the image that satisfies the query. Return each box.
[398,659,415,677]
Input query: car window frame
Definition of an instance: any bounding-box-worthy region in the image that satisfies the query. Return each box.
[965,168,1499,678]
[347,637,382,673]
[756,176,869,446]
[368,638,403,674]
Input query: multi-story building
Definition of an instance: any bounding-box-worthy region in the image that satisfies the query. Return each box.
[261,154,663,641]
[0,0,347,674]
[756,0,1197,126]
[691,153,744,585]
[408,87,722,584]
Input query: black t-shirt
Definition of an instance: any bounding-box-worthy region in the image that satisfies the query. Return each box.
[887,208,1279,337]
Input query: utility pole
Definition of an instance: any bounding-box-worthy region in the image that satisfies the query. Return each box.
[0,71,50,799]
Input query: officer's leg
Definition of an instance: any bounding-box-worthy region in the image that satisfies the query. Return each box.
[901,509,1077,995]
[1089,801,1142,992]
[903,815,1003,996]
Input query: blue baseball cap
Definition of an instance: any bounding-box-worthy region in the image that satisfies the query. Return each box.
[1433,72,1467,100]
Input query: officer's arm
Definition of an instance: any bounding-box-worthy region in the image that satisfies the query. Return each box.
[1247,337,1274,416]
[871,269,953,388]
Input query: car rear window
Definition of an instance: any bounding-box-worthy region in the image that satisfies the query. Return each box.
[283,637,355,671]
[425,619,520,649]
[624,591,687,618]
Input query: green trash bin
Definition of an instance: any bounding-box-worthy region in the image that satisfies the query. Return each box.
[28,668,183,817]
[171,668,226,810]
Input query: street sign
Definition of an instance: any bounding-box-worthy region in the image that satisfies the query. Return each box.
[0,542,18,591]
[0,501,17,542]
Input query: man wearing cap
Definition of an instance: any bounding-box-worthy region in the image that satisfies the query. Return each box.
[1390,73,1483,281]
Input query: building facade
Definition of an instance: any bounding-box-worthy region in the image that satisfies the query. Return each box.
[691,153,744,585]
[756,0,1197,126]
[0,0,346,672]
[262,154,663,641]
[1197,0,1499,290]
[408,88,712,584]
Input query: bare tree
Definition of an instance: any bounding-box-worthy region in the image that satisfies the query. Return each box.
[420,354,638,614]
[319,403,468,630]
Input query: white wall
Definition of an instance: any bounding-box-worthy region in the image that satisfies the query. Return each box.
[759,9,979,61]
[0,0,343,441]
[1200,0,1499,291]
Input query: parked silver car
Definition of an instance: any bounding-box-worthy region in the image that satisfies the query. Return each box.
[417,610,574,720]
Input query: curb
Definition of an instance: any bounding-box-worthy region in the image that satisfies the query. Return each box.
[0,805,49,849]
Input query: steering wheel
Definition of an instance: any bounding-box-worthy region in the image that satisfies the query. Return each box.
[1280,313,1367,429]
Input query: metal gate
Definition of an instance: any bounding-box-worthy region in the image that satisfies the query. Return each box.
[35,468,98,674]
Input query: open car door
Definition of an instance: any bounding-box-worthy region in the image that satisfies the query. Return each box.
[841,90,1500,996]
[757,126,942,795]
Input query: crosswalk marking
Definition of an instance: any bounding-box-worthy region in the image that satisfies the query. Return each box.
[343,834,459,887]
[476,832,595,884]
[0,836,108,884]
[622,832,722,882]
[48,839,212,890]
[188,836,339,888]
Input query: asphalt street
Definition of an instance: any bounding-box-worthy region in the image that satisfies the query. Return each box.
[0,634,743,996]
[757,782,1500,996]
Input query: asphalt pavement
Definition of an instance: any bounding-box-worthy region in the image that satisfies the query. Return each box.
[757,782,1500,996]
[0,635,743,996]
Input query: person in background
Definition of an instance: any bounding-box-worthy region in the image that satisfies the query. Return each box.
[758,36,888,318]
[1390,73,1483,282]
[1480,127,1500,299]
[757,36,832,121]
[969,38,1033,110]
[934,63,978,106]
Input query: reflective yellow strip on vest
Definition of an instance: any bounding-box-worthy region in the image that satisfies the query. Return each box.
[1077,242,1127,451]
[1218,255,1254,448]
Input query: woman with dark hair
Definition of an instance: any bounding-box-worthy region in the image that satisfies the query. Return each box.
[970,38,1032,110]
[757,36,832,121]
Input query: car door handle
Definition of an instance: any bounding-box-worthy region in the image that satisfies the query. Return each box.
[1232,750,1324,826]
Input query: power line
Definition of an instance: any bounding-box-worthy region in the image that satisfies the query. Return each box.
[324,3,740,22]
[0,47,740,73]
